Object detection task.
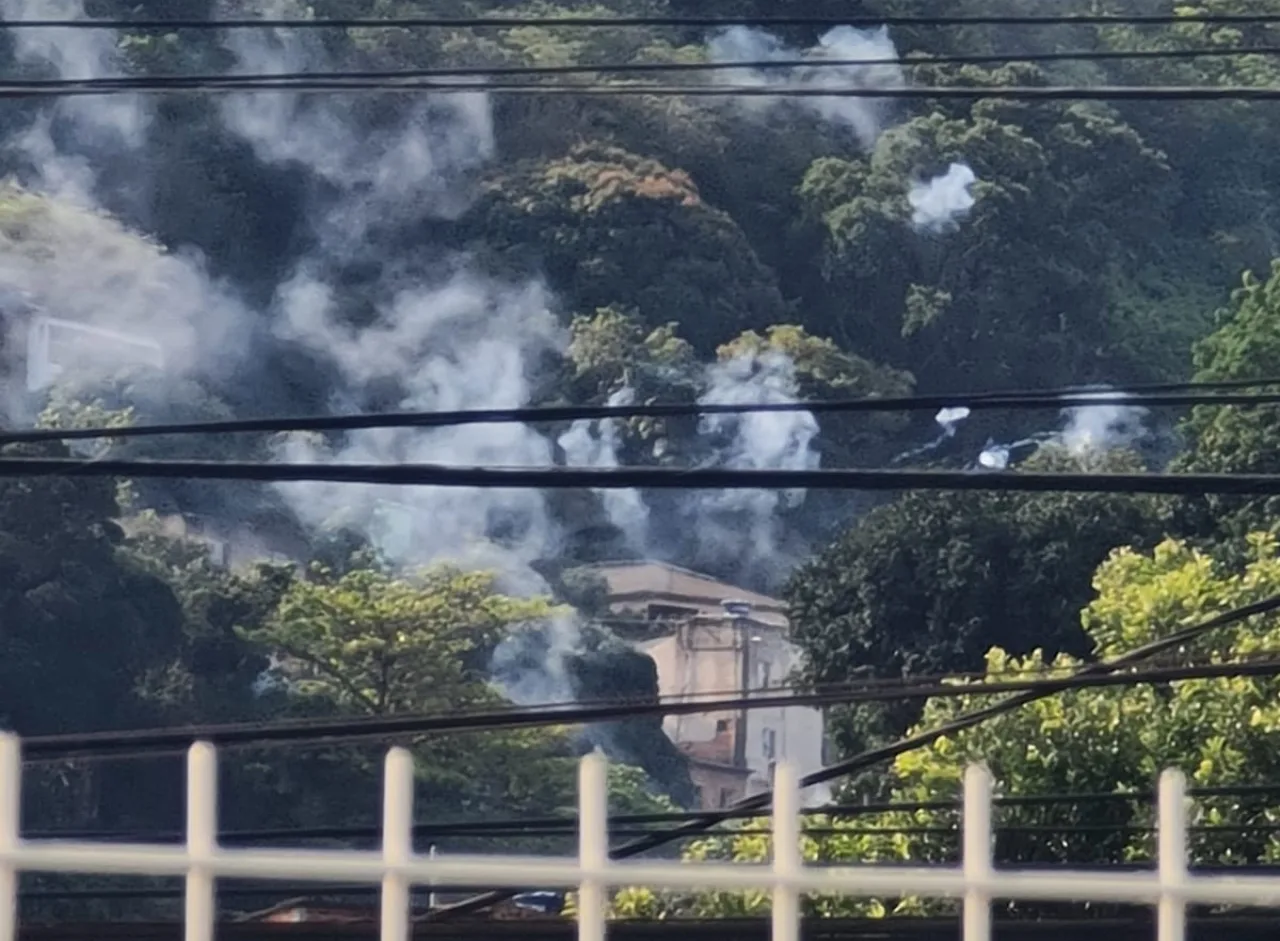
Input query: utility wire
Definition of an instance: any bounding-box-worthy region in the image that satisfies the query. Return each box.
[32,787,1280,846]
[10,43,1280,91]
[9,13,1280,29]
[9,380,1280,447]
[14,78,1280,101]
[11,456,1280,498]
[16,659,1280,764]
[427,591,1280,919]
[21,878,1280,905]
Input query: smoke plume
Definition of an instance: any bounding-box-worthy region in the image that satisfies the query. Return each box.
[217,0,492,254]
[706,25,906,148]
[270,273,563,594]
[909,163,978,233]
[489,613,583,708]
[693,351,820,579]
[1,0,150,205]
[709,24,981,233]
[977,390,1148,469]
[558,387,651,552]
[0,5,250,416]
[1060,392,1149,457]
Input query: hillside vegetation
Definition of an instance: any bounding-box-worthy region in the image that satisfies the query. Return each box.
[4,0,1280,919]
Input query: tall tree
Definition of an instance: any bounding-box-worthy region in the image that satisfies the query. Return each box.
[785,448,1164,757]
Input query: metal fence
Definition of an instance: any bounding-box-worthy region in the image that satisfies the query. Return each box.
[1,733,1279,941]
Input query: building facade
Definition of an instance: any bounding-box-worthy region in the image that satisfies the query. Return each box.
[584,561,829,810]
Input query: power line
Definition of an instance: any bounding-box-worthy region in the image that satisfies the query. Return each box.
[8,13,1280,30]
[427,591,1280,919]
[10,380,1280,447]
[16,659,1280,763]
[8,43,1280,92]
[19,882,1280,906]
[11,456,1280,498]
[12,78,1280,101]
[32,785,1280,846]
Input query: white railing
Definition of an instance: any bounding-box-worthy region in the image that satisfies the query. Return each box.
[1,733,1279,941]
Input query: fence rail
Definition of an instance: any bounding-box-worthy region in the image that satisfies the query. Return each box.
[0,734,1277,941]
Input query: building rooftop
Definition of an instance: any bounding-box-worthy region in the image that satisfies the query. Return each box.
[582,560,788,627]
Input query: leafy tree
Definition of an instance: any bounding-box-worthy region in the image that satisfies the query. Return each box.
[239,563,676,824]
[464,143,789,351]
[785,448,1165,757]
[1175,261,1280,542]
[120,521,294,723]
[0,441,187,737]
[797,75,1178,390]
[243,564,561,714]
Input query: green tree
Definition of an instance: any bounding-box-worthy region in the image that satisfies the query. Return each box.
[464,143,788,351]
[796,76,1177,390]
[785,448,1164,758]
[242,564,562,715]
[239,564,676,826]
[1175,261,1280,542]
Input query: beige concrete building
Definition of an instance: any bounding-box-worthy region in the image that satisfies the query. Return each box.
[584,561,829,810]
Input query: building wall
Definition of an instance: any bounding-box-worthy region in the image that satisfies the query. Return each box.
[688,763,751,810]
[635,608,828,803]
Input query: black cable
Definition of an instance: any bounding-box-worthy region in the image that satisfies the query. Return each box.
[34,813,1280,848]
[10,380,1280,447]
[10,13,1280,29]
[18,657,1280,765]
[10,43,1280,91]
[18,883,1280,905]
[14,78,1280,101]
[12,456,1280,498]
[427,591,1280,919]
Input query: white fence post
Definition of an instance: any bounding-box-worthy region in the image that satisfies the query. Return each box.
[770,762,802,941]
[577,751,609,941]
[184,742,218,941]
[1157,769,1189,941]
[0,734,20,941]
[381,747,416,941]
[962,764,994,941]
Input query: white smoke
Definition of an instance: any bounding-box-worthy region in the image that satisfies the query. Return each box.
[558,387,651,552]
[0,194,249,395]
[977,390,1148,470]
[1060,392,1149,457]
[489,614,583,708]
[1,0,150,205]
[204,0,560,586]
[909,163,978,233]
[0,5,249,414]
[217,0,493,253]
[707,25,907,149]
[977,444,1012,470]
[271,273,563,591]
[709,25,981,233]
[694,351,820,576]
